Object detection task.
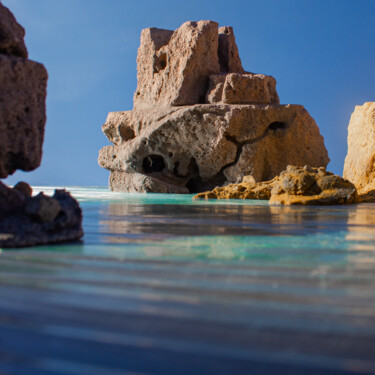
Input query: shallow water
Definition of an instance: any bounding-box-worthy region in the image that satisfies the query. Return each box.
[2,186,375,374]
[24,186,375,265]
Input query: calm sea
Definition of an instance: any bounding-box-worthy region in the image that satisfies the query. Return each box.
[1,186,375,374]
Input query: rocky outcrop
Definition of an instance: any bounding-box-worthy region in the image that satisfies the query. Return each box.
[343,102,375,201]
[195,166,357,205]
[0,3,83,247]
[0,5,47,178]
[0,182,83,248]
[98,20,329,193]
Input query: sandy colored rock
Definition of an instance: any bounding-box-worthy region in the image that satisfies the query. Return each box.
[269,166,357,205]
[194,166,357,205]
[343,102,375,194]
[0,3,27,58]
[99,104,328,193]
[134,21,221,109]
[110,171,189,193]
[206,73,279,105]
[194,179,275,200]
[99,20,329,193]
[218,26,244,73]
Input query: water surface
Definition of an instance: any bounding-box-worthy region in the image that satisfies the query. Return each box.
[1,187,375,374]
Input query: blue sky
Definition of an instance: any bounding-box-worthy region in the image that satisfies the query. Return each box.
[3,0,375,186]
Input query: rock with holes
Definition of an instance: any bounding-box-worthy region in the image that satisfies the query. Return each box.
[0,3,83,247]
[194,166,358,205]
[343,102,375,201]
[134,21,247,109]
[99,20,329,193]
[99,104,328,193]
[0,3,47,179]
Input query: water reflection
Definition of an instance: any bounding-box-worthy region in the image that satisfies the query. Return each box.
[100,201,354,241]
[89,200,363,262]
[346,203,375,257]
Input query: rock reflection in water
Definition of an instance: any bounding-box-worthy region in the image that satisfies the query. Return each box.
[95,200,375,262]
[346,203,375,255]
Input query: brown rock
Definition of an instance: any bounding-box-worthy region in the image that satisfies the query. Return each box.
[0,3,27,58]
[206,73,279,105]
[99,104,328,193]
[25,193,61,223]
[0,4,83,247]
[134,21,221,109]
[0,190,83,248]
[269,166,357,205]
[194,179,275,200]
[343,102,375,195]
[99,20,329,193]
[0,4,47,178]
[0,180,25,215]
[0,55,47,179]
[218,26,244,73]
[13,181,32,196]
[194,165,357,205]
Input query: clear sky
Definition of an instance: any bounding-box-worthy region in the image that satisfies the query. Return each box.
[3,0,375,186]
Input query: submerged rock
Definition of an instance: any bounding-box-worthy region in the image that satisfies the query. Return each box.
[98,20,329,193]
[0,3,83,247]
[194,166,357,205]
[343,102,375,201]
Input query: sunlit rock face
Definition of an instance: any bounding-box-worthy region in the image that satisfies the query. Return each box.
[0,3,83,247]
[344,102,375,201]
[98,20,329,193]
[194,165,358,206]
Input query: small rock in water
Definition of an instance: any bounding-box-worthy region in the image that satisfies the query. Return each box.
[194,165,358,206]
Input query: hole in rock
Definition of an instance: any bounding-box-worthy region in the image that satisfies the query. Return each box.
[268,121,286,131]
[119,125,135,141]
[143,155,166,173]
[153,53,167,74]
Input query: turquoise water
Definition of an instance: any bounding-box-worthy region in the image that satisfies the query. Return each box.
[26,186,375,266]
[2,186,375,374]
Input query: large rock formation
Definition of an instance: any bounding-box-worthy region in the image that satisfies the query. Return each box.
[0,4,47,178]
[194,165,358,205]
[343,102,375,201]
[0,3,83,248]
[98,20,329,193]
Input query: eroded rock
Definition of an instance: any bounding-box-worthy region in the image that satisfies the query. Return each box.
[0,187,83,248]
[0,3,83,247]
[0,55,47,178]
[99,20,329,193]
[0,3,27,58]
[343,102,375,201]
[99,104,328,193]
[195,166,358,205]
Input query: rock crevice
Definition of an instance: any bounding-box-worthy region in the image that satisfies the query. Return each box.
[98,20,329,193]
